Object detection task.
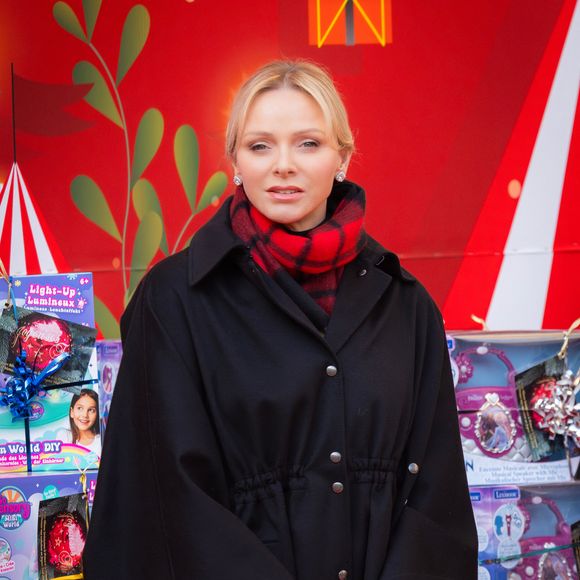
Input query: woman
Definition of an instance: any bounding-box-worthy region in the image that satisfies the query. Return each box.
[67,389,101,454]
[84,60,477,579]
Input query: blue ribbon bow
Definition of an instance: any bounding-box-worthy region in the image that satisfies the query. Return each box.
[0,349,71,420]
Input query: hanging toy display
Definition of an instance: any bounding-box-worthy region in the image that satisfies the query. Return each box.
[38,491,89,580]
[516,318,580,474]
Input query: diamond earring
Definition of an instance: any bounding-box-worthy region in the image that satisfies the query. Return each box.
[335,170,346,182]
[233,175,243,186]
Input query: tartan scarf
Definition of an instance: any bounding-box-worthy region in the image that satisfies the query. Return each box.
[230,180,366,318]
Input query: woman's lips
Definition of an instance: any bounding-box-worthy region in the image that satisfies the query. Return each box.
[267,186,304,201]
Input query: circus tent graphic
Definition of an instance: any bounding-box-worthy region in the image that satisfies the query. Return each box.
[443,0,580,330]
[0,162,68,275]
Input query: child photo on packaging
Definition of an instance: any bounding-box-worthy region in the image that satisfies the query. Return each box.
[65,389,101,455]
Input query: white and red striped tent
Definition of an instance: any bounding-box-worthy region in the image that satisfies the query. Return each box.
[444,0,580,330]
[0,162,67,275]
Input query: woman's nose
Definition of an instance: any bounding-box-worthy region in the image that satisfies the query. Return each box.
[273,146,296,176]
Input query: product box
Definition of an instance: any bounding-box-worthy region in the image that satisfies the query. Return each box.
[95,340,122,442]
[449,332,580,486]
[0,470,97,579]
[0,273,95,328]
[0,274,99,473]
[471,483,580,580]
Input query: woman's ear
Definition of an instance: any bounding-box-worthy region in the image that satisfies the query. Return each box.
[339,151,352,174]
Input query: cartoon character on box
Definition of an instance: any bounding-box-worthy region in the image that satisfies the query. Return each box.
[65,389,101,454]
[454,346,529,460]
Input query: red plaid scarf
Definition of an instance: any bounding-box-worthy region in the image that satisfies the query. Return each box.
[230,181,366,316]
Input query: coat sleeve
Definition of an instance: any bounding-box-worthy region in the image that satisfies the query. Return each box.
[380,295,478,579]
[83,265,294,579]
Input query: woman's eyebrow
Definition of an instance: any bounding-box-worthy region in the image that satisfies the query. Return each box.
[242,128,326,138]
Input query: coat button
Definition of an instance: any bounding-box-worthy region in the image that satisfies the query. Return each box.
[330,451,342,464]
[358,268,367,277]
[338,570,348,579]
[408,462,419,474]
[332,482,344,494]
[326,365,338,377]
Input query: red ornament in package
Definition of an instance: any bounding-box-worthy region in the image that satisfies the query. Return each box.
[10,314,73,371]
[38,493,88,579]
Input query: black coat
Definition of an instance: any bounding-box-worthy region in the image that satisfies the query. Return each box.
[84,194,478,580]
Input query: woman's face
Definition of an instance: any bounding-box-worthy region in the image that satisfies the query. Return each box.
[70,395,97,432]
[233,87,349,232]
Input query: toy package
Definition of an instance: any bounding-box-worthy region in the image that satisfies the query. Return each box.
[0,273,94,328]
[449,331,580,486]
[471,483,580,580]
[37,493,88,579]
[0,279,99,473]
[0,470,96,579]
[95,341,122,443]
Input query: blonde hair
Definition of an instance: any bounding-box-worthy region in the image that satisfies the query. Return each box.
[226,60,354,160]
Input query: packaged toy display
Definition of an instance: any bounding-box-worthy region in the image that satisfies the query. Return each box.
[471,483,580,580]
[37,492,88,579]
[0,470,97,579]
[0,306,99,473]
[95,341,122,442]
[449,332,580,485]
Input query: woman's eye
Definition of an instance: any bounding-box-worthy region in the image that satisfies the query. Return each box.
[249,143,268,151]
[301,140,319,148]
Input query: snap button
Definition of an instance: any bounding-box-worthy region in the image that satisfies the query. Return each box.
[358,268,367,277]
[331,482,344,494]
[329,451,342,464]
[408,462,419,474]
[326,365,338,377]
[338,570,348,579]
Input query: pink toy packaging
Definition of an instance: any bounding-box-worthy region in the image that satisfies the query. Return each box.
[471,484,580,580]
[449,331,580,486]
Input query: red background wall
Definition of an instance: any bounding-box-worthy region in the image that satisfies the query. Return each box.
[0,0,577,336]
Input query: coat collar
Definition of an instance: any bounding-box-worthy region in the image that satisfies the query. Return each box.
[188,196,416,287]
[188,194,417,351]
[323,236,415,351]
[188,196,245,286]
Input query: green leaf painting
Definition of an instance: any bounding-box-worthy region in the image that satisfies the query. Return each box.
[71,175,121,241]
[132,179,168,254]
[95,296,120,339]
[131,108,164,188]
[116,5,150,86]
[174,125,199,213]
[129,211,162,294]
[53,2,87,42]
[73,61,123,127]
[55,1,228,337]
[196,171,228,213]
[82,0,103,41]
